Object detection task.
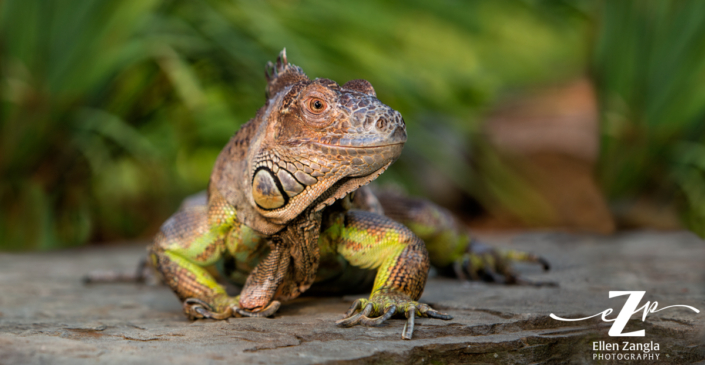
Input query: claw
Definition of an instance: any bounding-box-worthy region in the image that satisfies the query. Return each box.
[485,270,507,284]
[462,254,482,281]
[234,300,281,318]
[183,298,280,320]
[344,299,362,317]
[402,305,416,340]
[338,295,451,339]
[183,298,233,320]
[194,306,210,318]
[401,304,451,339]
[537,256,551,271]
[183,298,210,319]
[501,249,551,271]
[458,242,553,285]
[421,305,453,320]
[360,305,396,327]
[335,313,363,327]
[336,303,373,327]
[453,259,468,282]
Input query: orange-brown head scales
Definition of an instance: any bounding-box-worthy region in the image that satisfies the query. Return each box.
[249,50,406,226]
[212,49,405,234]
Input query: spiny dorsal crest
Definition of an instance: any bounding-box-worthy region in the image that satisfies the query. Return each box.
[265,48,309,98]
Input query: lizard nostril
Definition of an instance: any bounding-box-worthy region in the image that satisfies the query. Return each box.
[375,117,388,131]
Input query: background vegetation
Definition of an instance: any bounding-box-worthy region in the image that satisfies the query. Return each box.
[1,0,703,250]
[594,0,705,236]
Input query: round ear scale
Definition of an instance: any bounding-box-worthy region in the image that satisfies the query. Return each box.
[252,168,287,210]
[342,79,376,97]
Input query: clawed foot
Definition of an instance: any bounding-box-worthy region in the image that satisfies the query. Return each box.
[182,297,281,320]
[454,240,557,287]
[336,292,452,340]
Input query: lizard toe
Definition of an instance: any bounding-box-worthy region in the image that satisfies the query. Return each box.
[183,298,234,320]
[234,300,281,318]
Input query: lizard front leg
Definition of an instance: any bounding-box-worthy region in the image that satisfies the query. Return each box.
[324,210,452,340]
[149,204,240,319]
[149,192,277,320]
[238,208,322,313]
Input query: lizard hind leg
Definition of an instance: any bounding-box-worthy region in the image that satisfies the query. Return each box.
[456,240,556,287]
[374,190,554,286]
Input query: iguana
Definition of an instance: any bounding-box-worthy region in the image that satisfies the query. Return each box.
[146,49,550,340]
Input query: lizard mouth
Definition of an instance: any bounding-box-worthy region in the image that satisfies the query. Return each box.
[310,141,404,151]
[310,142,403,178]
[309,126,407,151]
[312,161,394,213]
[310,142,404,165]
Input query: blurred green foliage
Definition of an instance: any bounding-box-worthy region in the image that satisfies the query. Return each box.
[0,0,589,250]
[594,0,705,235]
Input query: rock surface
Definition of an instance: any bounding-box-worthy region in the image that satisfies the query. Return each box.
[1,231,704,364]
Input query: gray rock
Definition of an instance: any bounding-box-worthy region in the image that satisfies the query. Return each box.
[1,231,703,364]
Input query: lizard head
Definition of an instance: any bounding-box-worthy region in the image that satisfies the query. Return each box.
[247,49,406,224]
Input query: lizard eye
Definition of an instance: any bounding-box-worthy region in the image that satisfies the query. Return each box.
[305,98,328,114]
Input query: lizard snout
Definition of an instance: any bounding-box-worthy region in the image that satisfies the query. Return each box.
[375,112,406,145]
[388,125,407,144]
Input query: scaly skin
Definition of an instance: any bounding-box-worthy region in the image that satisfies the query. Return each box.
[375,191,551,284]
[320,207,451,339]
[147,49,550,340]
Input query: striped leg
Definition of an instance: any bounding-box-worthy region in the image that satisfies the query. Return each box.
[325,210,452,340]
